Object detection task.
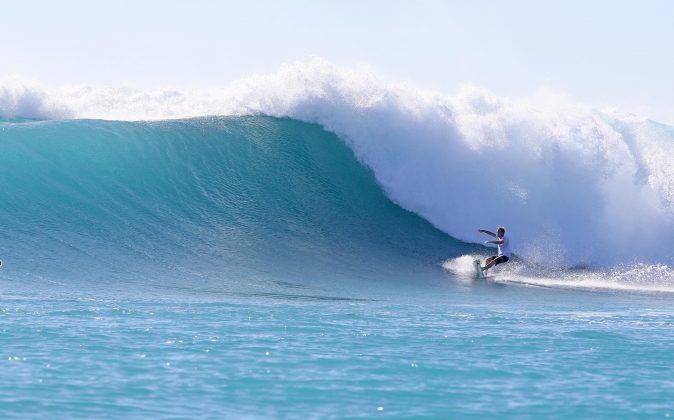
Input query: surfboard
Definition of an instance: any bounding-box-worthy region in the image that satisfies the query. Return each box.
[473,259,484,279]
[0,259,3,269]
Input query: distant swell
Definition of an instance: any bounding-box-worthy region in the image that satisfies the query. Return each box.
[1,59,673,267]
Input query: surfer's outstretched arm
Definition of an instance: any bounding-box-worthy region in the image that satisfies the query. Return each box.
[478,229,497,238]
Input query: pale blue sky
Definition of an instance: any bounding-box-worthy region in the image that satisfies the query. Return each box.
[2,0,674,122]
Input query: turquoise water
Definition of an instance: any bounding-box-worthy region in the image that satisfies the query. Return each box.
[1,117,673,417]
[3,288,674,417]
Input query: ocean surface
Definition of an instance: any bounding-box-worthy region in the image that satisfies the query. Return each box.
[1,62,674,417]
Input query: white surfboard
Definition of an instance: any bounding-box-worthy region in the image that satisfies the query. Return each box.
[473,259,484,279]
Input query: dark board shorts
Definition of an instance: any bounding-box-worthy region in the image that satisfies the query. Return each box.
[491,255,509,265]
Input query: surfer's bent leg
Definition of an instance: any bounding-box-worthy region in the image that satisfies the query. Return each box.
[483,255,509,271]
[482,256,496,271]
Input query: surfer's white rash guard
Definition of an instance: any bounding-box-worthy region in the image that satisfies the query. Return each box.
[498,236,511,258]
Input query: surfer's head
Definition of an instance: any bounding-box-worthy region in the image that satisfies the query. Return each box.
[497,226,505,237]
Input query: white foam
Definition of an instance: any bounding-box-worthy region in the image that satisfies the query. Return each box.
[0,78,71,119]
[441,255,483,280]
[1,59,673,267]
[444,255,674,293]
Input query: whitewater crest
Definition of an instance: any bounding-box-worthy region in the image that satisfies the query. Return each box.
[1,59,673,267]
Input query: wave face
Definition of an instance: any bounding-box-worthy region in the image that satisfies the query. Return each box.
[2,60,674,267]
[0,116,463,288]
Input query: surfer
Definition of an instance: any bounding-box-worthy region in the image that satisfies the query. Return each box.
[478,227,510,273]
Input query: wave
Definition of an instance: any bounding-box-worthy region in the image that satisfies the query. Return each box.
[0,116,467,288]
[1,59,673,267]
